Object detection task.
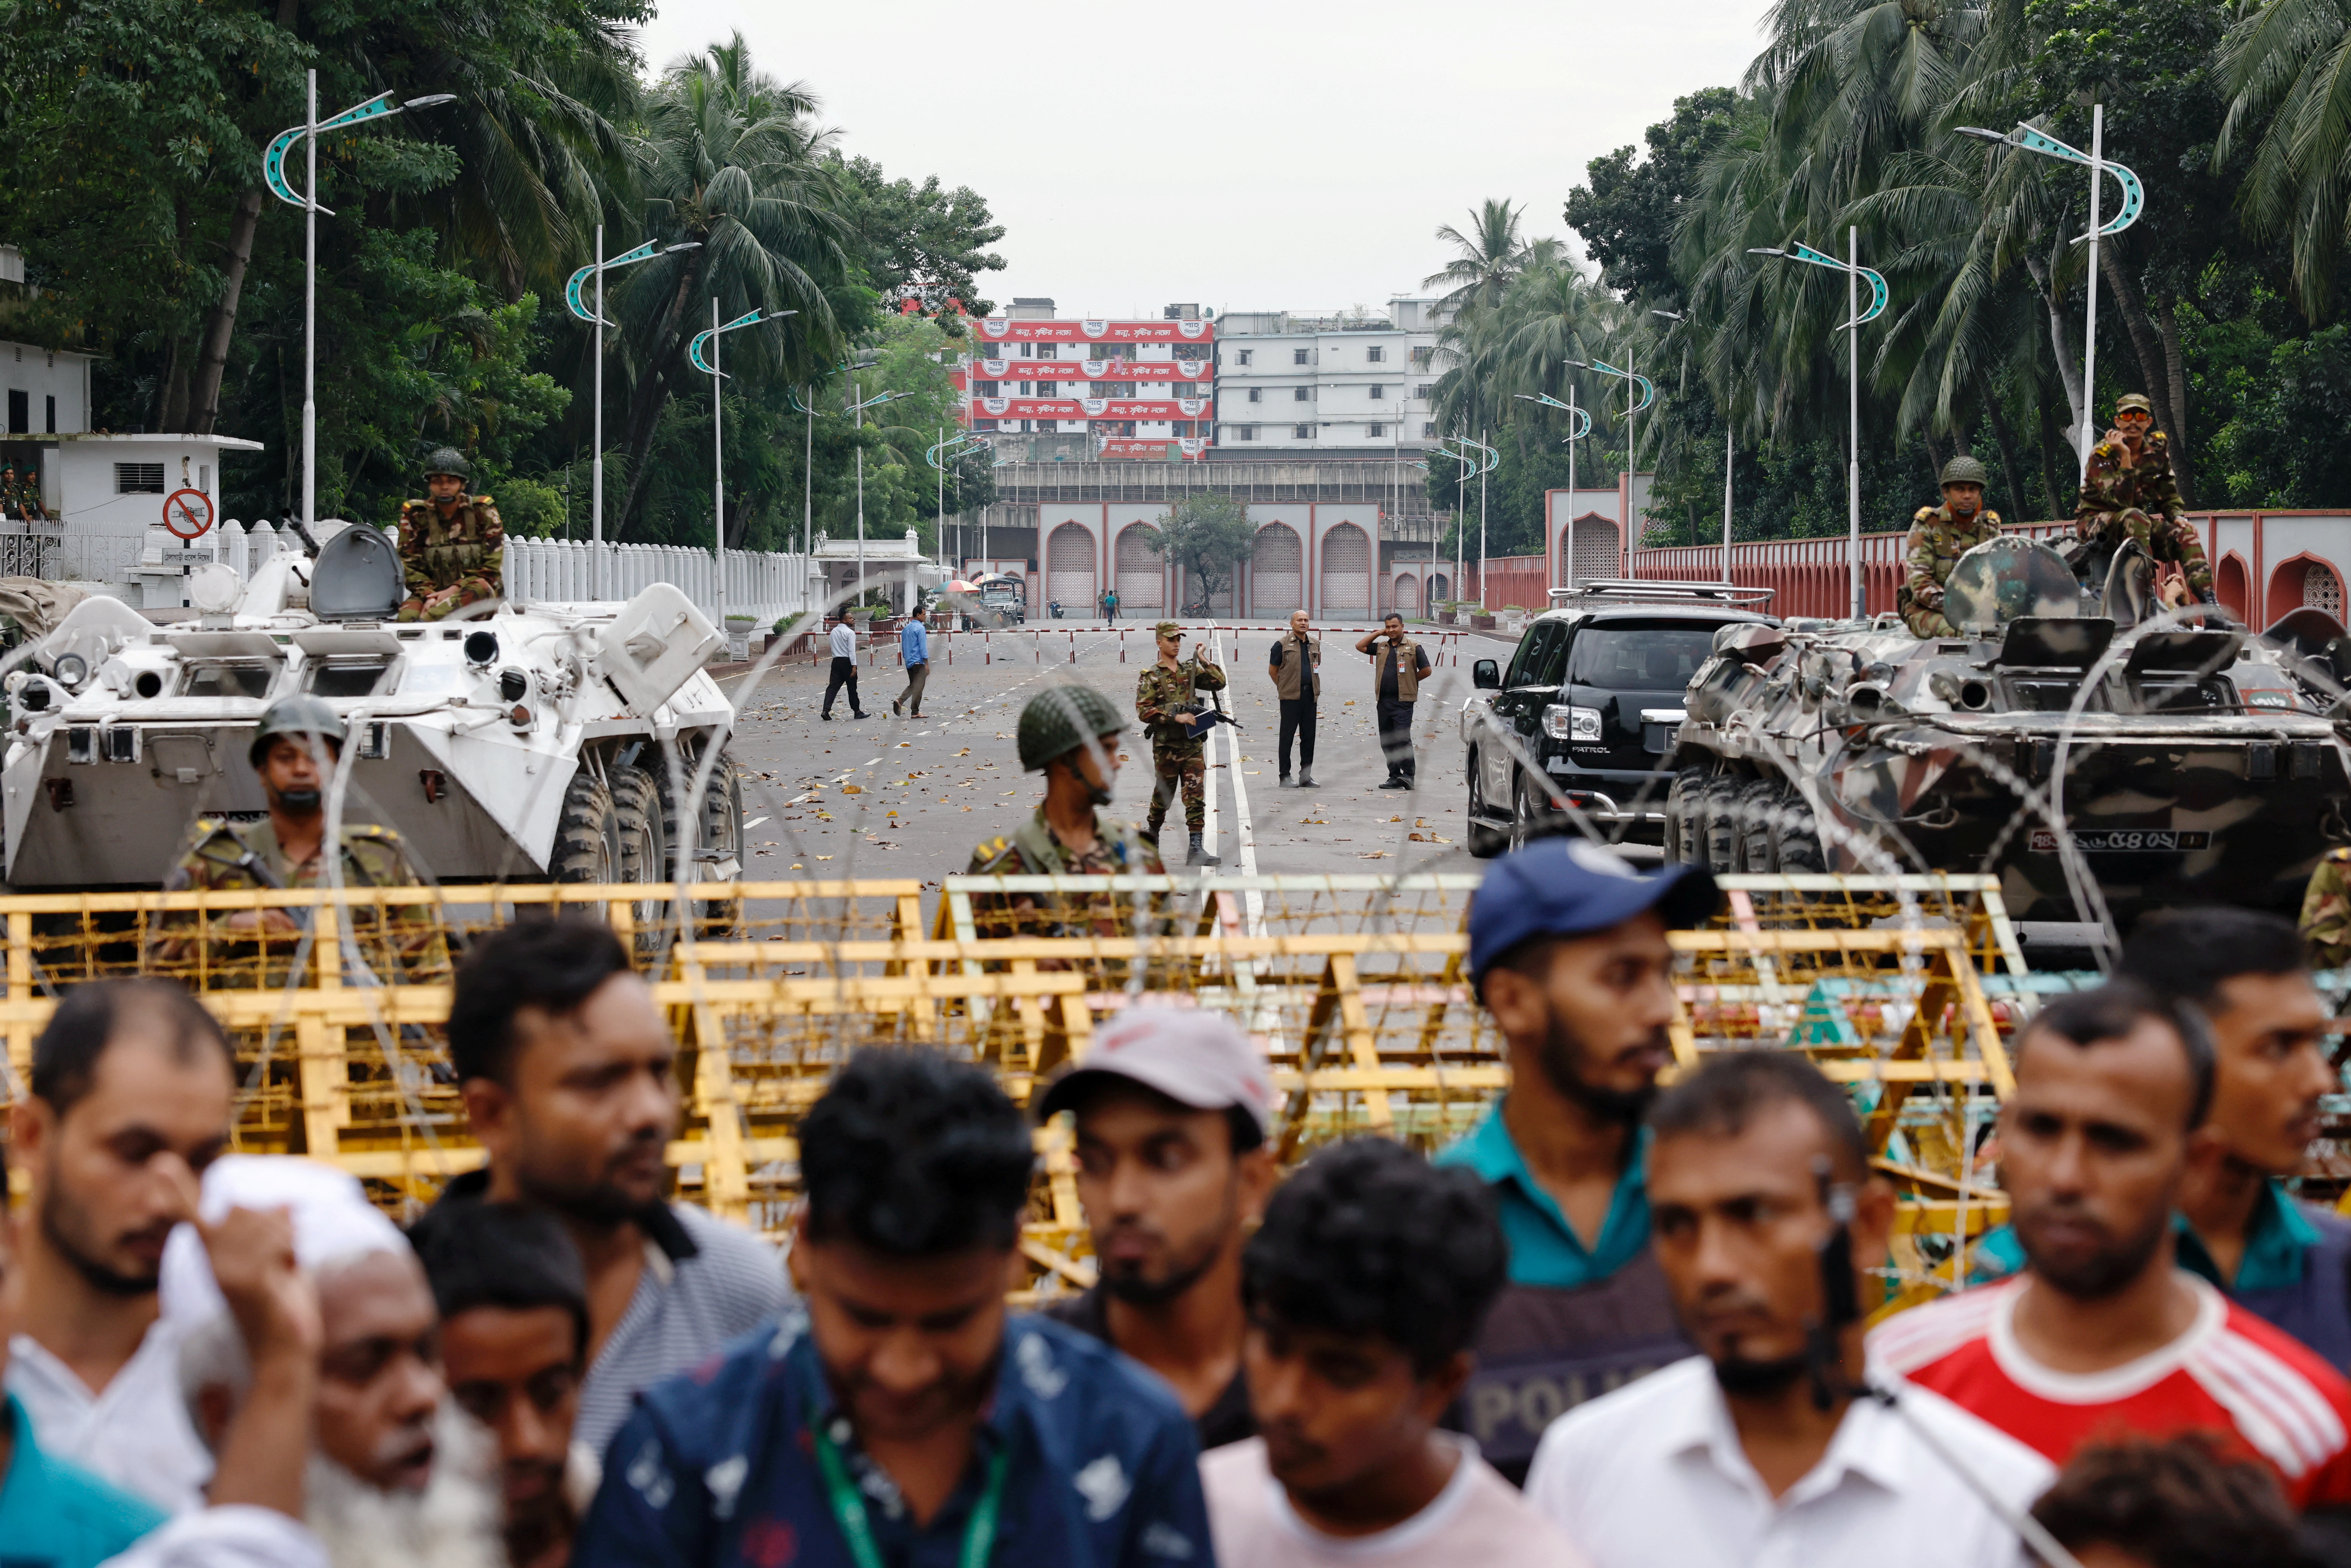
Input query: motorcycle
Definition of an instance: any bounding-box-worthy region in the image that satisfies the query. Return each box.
[1048,599,1065,620]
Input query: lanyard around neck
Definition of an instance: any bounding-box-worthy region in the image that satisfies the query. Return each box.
[810,1413,1010,1568]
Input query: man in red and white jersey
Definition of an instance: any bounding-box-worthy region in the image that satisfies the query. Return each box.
[1871,982,2351,1509]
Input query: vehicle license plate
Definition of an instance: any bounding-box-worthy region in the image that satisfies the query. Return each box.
[2030,829,2211,853]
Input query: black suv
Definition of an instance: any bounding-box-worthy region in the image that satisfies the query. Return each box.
[1459,585,1776,856]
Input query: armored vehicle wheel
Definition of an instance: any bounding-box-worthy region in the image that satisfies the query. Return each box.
[552,772,622,884]
[1736,780,1779,872]
[610,763,671,957]
[1773,788,1826,872]
[1700,776,1742,874]
[656,745,746,938]
[1465,751,1507,858]
[1664,768,1707,864]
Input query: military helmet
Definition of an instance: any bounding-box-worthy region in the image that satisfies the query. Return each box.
[1017,684,1125,772]
[249,694,347,768]
[422,447,472,482]
[2114,392,2154,416]
[1938,455,1990,489]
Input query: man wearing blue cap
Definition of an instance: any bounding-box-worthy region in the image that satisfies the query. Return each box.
[1436,836,1718,1484]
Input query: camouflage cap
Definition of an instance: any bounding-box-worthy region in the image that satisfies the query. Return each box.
[2113,393,2154,416]
[1939,455,1990,489]
[1154,620,1184,638]
[422,447,472,481]
[1017,684,1126,772]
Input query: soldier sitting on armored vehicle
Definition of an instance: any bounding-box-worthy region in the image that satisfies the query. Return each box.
[150,696,448,985]
[397,448,505,623]
[2072,392,2216,609]
[1897,456,2003,638]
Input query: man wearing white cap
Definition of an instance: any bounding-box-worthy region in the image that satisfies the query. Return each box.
[151,1155,502,1568]
[1035,1005,1278,1450]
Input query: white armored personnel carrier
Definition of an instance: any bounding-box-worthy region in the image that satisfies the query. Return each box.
[0,521,744,903]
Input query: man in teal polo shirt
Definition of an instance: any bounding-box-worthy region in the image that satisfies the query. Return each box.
[1437,835,1718,1481]
[1972,907,2351,1371]
[0,1137,168,1568]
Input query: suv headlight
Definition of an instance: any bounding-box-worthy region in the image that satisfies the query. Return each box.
[1543,704,1606,742]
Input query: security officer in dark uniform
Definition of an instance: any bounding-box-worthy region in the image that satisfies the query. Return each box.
[151,695,447,983]
[397,449,505,623]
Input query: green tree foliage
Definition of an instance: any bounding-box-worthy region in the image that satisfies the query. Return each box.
[830,155,1005,322]
[1564,89,1740,304]
[1142,493,1254,605]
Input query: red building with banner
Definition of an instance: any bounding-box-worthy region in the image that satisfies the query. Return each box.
[955,308,1215,461]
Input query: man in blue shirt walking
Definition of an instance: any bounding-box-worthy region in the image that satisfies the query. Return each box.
[1434,837,1718,1481]
[575,1048,1212,1568]
[895,605,930,719]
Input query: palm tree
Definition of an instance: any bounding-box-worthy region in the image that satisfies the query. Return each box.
[1424,200,1534,313]
[2217,0,2351,319]
[609,35,855,537]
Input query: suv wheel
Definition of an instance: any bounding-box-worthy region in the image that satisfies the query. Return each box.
[1466,751,1507,858]
[1508,773,1541,854]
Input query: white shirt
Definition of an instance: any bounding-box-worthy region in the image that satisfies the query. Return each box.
[829,621,857,659]
[9,1323,215,1515]
[1524,1355,2053,1568]
[102,1506,327,1568]
[1202,1434,1588,1568]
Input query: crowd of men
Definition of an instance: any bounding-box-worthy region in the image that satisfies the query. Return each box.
[12,830,2351,1567]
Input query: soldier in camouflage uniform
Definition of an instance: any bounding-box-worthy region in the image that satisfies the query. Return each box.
[968,684,1167,941]
[2301,847,2351,973]
[1898,455,2005,638]
[2073,392,2216,605]
[151,696,448,987]
[397,448,505,623]
[1135,620,1227,866]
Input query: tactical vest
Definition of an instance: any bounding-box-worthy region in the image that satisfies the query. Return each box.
[1376,637,1423,702]
[1273,632,1321,701]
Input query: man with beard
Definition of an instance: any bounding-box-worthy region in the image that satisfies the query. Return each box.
[5,979,235,1514]
[574,1049,1212,1568]
[1201,1138,1578,1568]
[1524,1052,2051,1566]
[1872,983,2351,1507]
[409,1202,595,1568]
[438,917,788,1460]
[1434,836,1717,1481]
[1035,1006,1278,1450]
[165,1155,502,1568]
[1972,908,2351,1370]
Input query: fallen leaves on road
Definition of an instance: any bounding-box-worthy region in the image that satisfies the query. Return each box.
[841,784,863,795]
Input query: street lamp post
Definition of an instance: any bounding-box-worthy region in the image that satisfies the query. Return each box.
[841,383,904,609]
[689,301,793,645]
[1958,112,2143,475]
[1513,388,1592,589]
[263,75,453,528]
[1745,234,1888,617]
[927,429,987,586]
[565,232,699,599]
[1564,357,1656,582]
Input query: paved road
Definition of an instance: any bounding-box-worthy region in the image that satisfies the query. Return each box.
[717,620,1497,899]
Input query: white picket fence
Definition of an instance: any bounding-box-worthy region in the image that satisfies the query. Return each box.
[202,522,814,627]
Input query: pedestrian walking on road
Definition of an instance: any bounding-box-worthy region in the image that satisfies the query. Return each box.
[1268,608,1321,789]
[1355,613,1431,789]
[1102,586,1120,621]
[821,615,864,720]
[1136,620,1227,866]
[893,604,929,718]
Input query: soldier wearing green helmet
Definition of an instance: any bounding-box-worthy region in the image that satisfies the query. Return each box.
[1897,454,2005,637]
[397,447,505,623]
[967,683,1166,941]
[2073,392,2215,607]
[151,695,446,982]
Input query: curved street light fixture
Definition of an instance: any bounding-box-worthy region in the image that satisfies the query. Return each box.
[264,76,453,529]
[565,233,700,595]
[689,304,793,639]
[1746,229,1884,617]
[1958,113,2143,474]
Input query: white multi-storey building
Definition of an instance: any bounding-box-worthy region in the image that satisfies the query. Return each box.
[1212,296,1449,452]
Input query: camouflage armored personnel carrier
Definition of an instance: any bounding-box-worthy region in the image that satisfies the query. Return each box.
[0,521,744,911]
[1662,536,2351,945]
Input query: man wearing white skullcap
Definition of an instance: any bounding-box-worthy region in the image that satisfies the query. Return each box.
[111,1155,501,1568]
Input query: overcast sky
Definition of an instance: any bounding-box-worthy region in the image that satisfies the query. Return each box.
[634,0,1770,321]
